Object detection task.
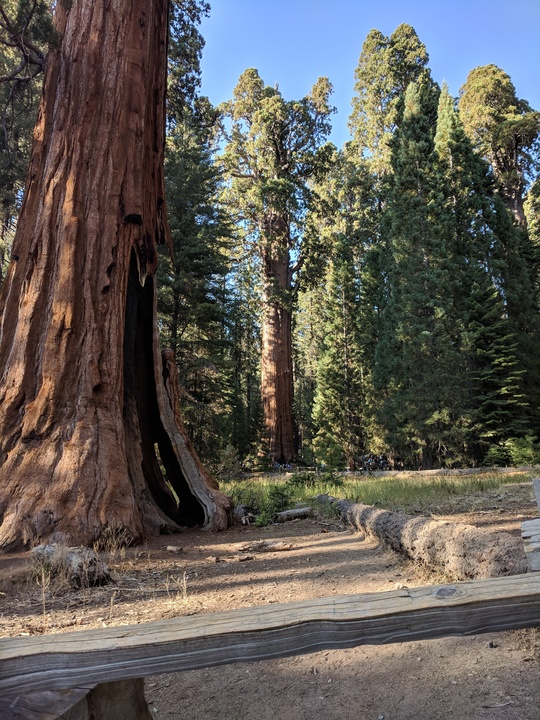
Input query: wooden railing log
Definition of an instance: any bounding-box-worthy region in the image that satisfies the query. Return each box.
[1,572,539,717]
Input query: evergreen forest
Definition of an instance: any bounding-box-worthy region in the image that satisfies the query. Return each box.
[2,1,540,475]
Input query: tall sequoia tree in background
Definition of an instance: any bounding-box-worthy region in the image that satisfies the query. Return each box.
[459,64,540,226]
[0,0,231,551]
[220,69,334,464]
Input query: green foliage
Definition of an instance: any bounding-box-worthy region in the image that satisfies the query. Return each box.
[349,23,430,174]
[222,470,533,522]
[433,84,530,460]
[375,78,463,467]
[160,113,231,347]
[286,470,344,490]
[298,146,378,468]
[167,0,210,121]
[459,64,540,223]
[157,2,237,466]
[213,443,242,480]
[484,435,540,467]
[219,68,335,290]
[231,480,294,527]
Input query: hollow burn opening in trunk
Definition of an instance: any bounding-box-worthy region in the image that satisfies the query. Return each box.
[123,252,204,528]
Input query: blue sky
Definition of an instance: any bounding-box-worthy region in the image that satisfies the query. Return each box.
[199,0,540,147]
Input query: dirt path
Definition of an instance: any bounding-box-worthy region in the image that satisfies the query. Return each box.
[1,483,539,719]
[144,520,539,720]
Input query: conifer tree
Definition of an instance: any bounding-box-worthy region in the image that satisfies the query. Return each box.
[374,79,470,468]
[226,288,263,463]
[293,285,324,465]
[158,109,232,465]
[348,24,433,461]
[349,23,430,174]
[312,236,366,469]
[459,64,540,226]
[219,69,334,464]
[433,85,529,461]
[155,0,240,467]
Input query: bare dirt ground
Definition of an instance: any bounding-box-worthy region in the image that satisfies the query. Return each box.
[1,481,539,720]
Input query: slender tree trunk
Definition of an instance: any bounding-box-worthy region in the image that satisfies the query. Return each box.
[260,219,295,464]
[0,0,230,551]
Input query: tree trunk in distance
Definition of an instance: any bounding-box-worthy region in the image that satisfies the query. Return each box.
[0,0,231,551]
[260,230,295,464]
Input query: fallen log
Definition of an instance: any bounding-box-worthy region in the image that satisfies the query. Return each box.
[334,500,528,580]
[273,507,313,522]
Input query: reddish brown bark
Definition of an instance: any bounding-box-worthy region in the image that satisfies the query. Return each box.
[0,0,231,551]
[260,218,295,464]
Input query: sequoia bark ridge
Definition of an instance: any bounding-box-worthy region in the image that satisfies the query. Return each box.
[0,0,230,551]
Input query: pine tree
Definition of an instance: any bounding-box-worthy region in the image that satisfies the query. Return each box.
[312,236,366,469]
[433,84,529,462]
[158,109,232,465]
[225,258,264,464]
[374,79,471,468]
[459,66,540,435]
[348,25,433,460]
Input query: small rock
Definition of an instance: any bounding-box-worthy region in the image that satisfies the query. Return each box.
[165,546,183,554]
[31,544,111,588]
[487,640,499,648]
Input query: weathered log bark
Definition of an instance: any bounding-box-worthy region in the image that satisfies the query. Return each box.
[273,507,313,522]
[0,0,231,551]
[260,222,295,464]
[338,501,528,580]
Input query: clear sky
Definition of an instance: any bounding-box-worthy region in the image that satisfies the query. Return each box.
[199,0,540,147]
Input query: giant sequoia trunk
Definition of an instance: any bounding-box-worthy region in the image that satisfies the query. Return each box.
[0,0,231,551]
[260,220,295,464]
